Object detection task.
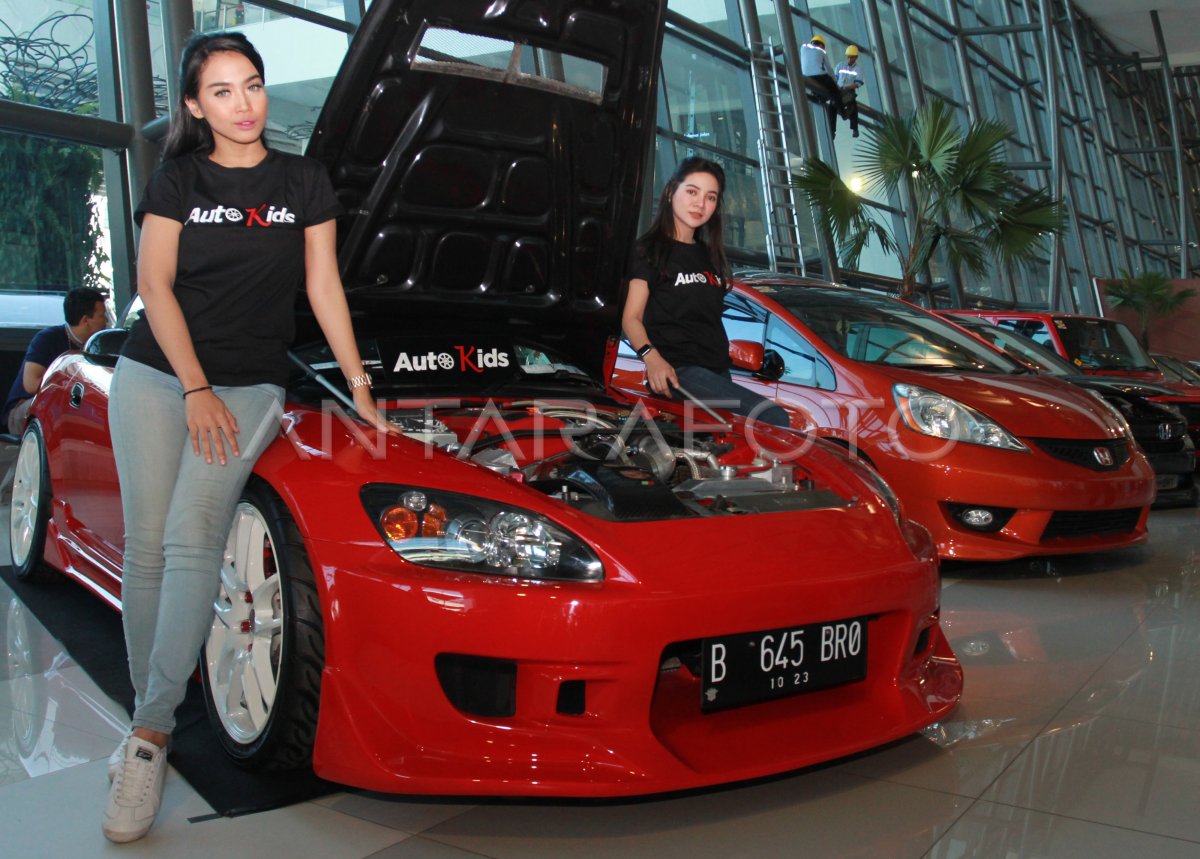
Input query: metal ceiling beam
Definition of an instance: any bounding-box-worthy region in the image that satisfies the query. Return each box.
[1151,10,1197,277]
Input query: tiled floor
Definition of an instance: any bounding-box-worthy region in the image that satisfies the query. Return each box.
[2,441,1199,858]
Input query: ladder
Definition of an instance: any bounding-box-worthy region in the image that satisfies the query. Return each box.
[748,39,807,275]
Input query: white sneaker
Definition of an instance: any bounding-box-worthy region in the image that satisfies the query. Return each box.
[102,736,168,843]
[106,732,131,783]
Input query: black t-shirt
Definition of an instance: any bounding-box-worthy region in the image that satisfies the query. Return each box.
[629,240,729,372]
[2,325,70,422]
[125,150,341,387]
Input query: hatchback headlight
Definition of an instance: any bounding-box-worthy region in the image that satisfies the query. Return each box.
[362,485,603,582]
[893,383,1027,451]
[1083,389,1133,439]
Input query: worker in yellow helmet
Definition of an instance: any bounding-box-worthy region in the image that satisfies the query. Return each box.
[799,34,839,135]
[835,44,864,138]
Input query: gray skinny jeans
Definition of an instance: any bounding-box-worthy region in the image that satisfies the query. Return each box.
[109,357,283,734]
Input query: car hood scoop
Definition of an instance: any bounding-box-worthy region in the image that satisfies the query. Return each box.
[304,0,666,381]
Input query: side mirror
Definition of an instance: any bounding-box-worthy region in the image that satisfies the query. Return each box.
[758,349,785,382]
[83,328,129,368]
[729,339,765,372]
[729,340,785,382]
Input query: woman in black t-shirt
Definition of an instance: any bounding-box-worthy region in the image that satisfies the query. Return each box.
[103,32,397,844]
[622,157,789,427]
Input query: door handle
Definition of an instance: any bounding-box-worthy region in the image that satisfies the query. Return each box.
[69,382,85,408]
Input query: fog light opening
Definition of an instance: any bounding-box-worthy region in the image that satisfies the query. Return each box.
[945,503,1015,533]
[912,626,932,658]
[556,680,587,716]
[434,653,516,717]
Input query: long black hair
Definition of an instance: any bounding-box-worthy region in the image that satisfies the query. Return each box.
[635,156,731,287]
[161,31,267,161]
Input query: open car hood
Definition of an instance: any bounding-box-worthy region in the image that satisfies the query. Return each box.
[304,0,665,382]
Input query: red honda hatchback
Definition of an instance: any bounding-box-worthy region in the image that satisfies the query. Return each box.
[613,274,1156,562]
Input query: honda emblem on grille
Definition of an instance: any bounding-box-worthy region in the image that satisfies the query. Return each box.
[1158,422,1175,441]
[1093,446,1114,466]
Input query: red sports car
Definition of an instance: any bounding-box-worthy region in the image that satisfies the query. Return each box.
[5,0,960,797]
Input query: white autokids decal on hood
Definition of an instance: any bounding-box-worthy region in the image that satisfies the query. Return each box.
[393,346,511,374]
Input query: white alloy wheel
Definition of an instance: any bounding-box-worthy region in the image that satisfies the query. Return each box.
[9,424,55,582]
[9,429,43,569]
[205,501,285,744]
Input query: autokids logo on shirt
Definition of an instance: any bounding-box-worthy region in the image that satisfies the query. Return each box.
[675,270,721,287]
[184,204,296,226]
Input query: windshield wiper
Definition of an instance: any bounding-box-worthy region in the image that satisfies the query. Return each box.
[547,368,603,386]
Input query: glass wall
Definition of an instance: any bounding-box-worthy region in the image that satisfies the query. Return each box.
[0,4,112,303]
[1,0,1197,318]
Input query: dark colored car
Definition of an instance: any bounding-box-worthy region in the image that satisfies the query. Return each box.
[941,314,1196,507]
[1154,353,1200,386]
[6,0,961,798]
[945,310,1200,468]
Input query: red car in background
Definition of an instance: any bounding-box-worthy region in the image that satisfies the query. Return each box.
[613,275,1156,562]
[937,313,1196,507]
[5,0,961,798]
[945,310,1200,465]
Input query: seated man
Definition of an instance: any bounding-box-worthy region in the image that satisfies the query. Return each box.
[3,287,109,435]
[835,45,864,138]
[799,34,839,135]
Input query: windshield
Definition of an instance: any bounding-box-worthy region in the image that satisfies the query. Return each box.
[1056,317,1156,371]
[758,286,1024,373]
[949,317,1078,377]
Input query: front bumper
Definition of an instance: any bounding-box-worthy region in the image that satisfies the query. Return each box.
[873,435,1155,561]
[303,523,961,796]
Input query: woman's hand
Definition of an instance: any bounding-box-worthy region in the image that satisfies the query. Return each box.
[643,351,679,397]
[352,387,403,436]
[185,389,240,465]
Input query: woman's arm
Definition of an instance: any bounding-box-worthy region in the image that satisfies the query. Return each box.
[621,278,677,396]
[137,213,243,465]
[304,219,398,434]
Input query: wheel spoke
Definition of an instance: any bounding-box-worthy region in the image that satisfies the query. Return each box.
[239,516,270,588]
[223,650,252,732]
[254,615,283,636]
[242,657,269,727]
[211,599,237,631]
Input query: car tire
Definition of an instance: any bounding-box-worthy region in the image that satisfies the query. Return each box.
[201,478,324,771]
[9,422,57,583]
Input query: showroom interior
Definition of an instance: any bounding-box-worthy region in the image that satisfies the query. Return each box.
[1,0,1199,857]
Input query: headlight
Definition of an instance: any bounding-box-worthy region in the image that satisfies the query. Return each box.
[361,485,603,582]
[1083,389,1133,439]
[893,383,1027,451]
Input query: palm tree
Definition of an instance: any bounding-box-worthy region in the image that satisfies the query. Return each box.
[793,100,1066,301]
[1105,269,1197,348]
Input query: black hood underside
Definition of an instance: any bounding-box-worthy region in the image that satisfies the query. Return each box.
[303,0,666,381]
